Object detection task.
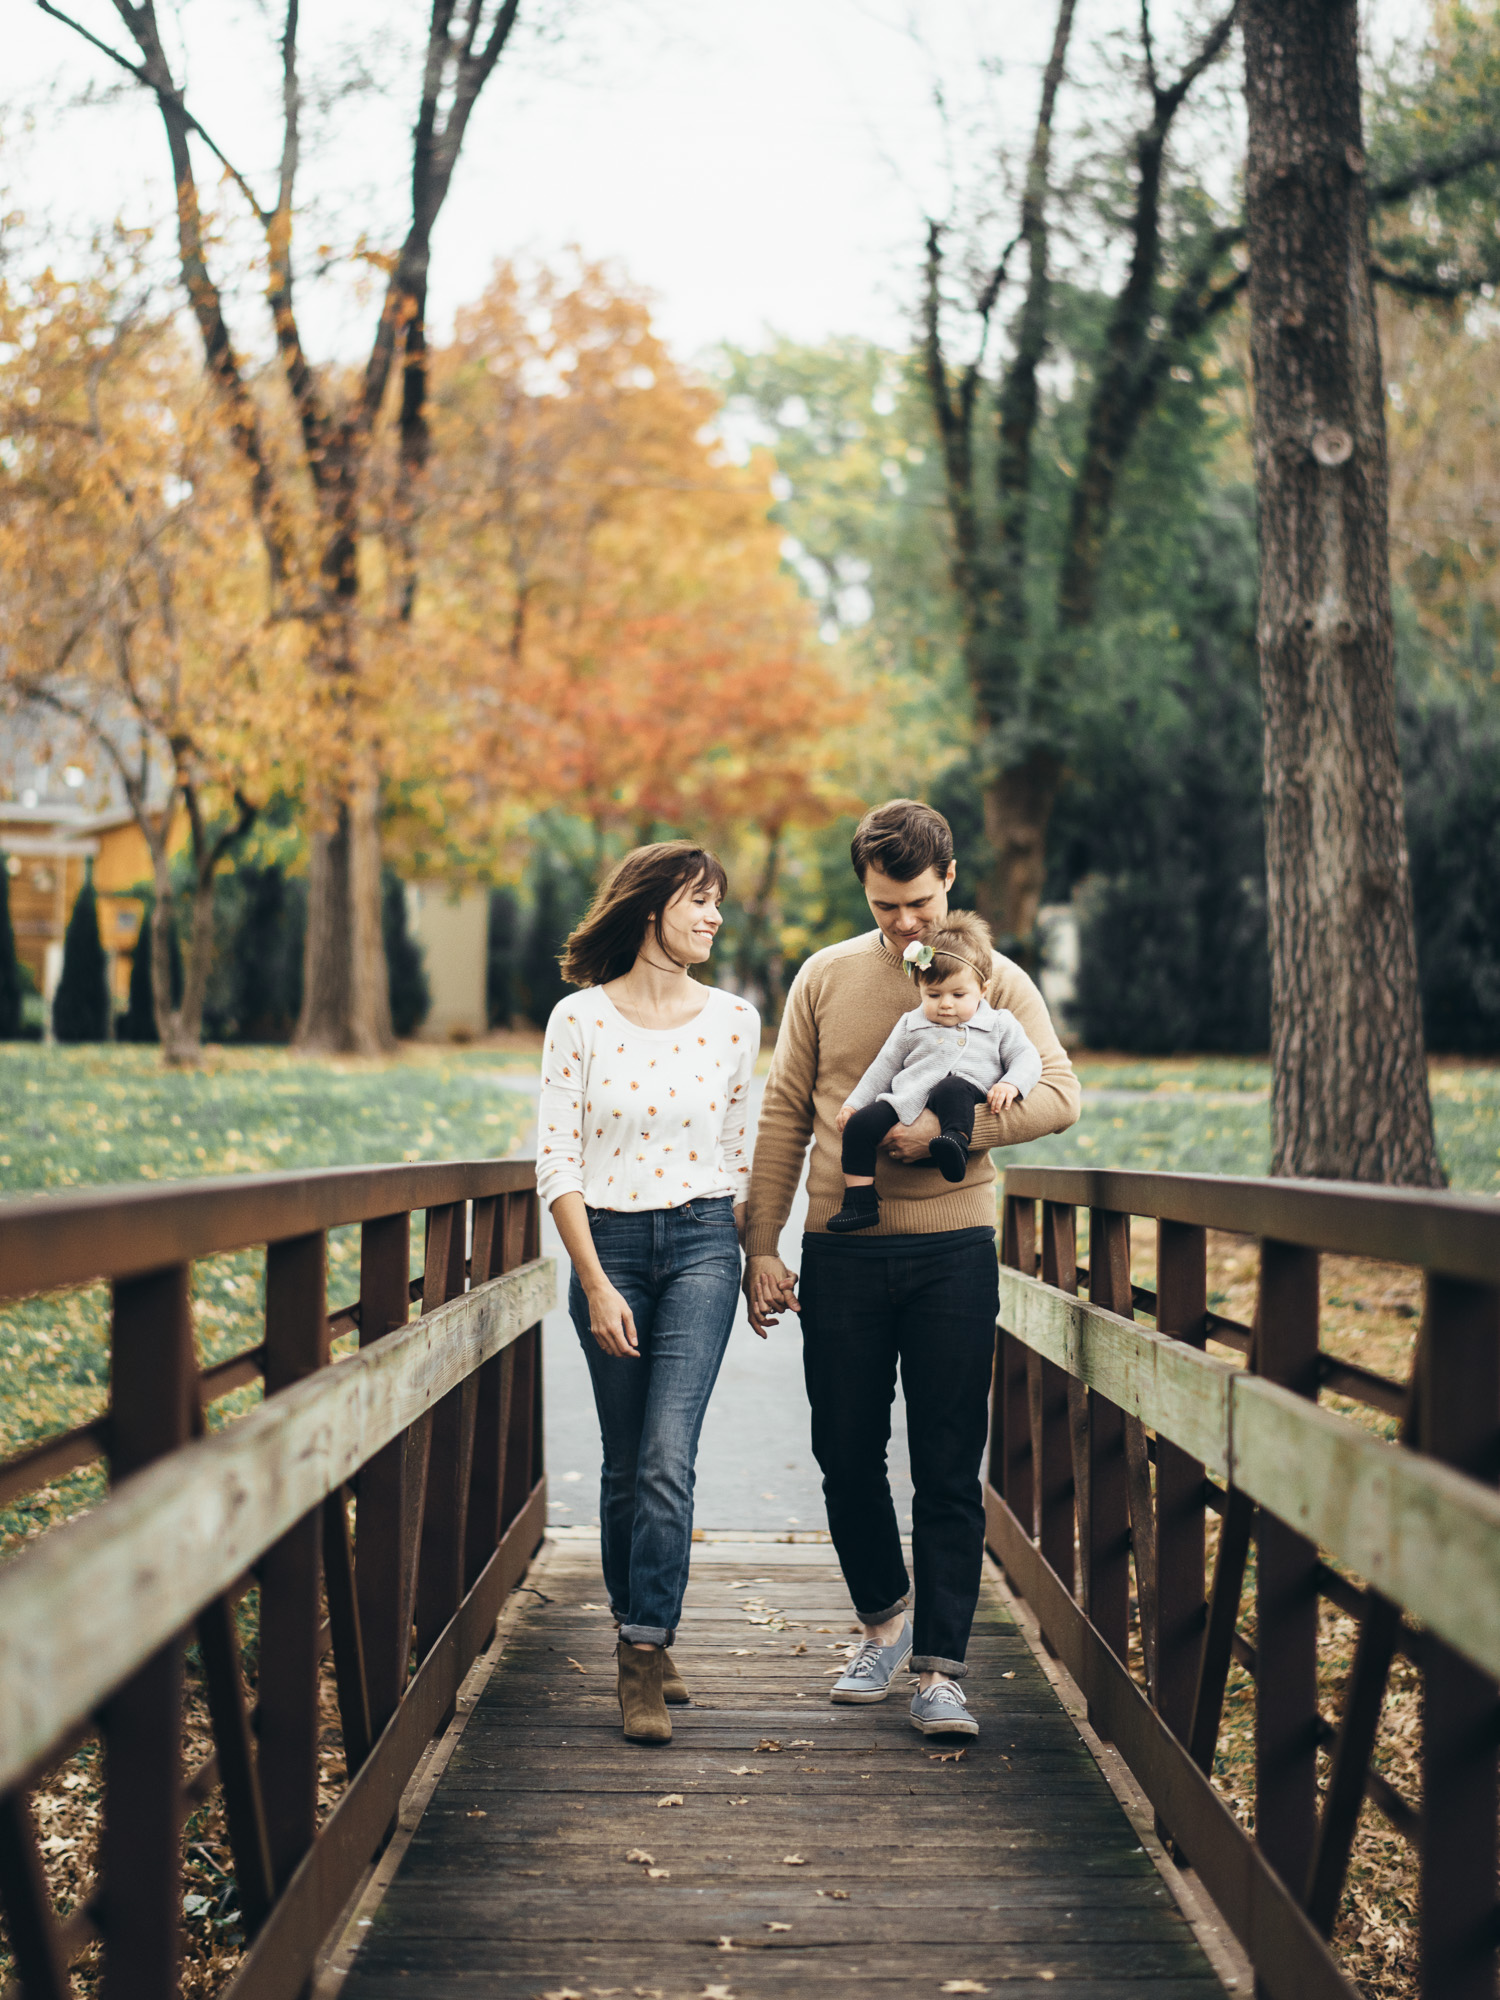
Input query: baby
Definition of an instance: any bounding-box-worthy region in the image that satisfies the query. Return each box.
[828,910,1042,1233]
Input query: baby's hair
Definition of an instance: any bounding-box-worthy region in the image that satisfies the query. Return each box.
[916,910,994,989]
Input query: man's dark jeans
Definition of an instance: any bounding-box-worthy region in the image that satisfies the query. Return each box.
[800,1228,999,1677]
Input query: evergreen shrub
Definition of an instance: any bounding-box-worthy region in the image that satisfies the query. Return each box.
[52,876,110,1042]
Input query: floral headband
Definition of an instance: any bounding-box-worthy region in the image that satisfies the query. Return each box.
[901,939,986,983]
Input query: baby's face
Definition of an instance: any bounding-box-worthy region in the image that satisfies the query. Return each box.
[920,968,983,1025]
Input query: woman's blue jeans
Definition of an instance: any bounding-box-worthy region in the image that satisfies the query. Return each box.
[568,1197,741,1644]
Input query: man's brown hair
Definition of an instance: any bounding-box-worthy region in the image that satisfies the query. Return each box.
[849,798,954,884]
[560,841,728,988]
[916,910,994,988]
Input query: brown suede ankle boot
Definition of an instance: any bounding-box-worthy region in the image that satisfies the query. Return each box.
[661,1649,689,1705]
[617,1643,672,1743]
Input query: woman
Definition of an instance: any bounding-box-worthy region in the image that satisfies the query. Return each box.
[537,842,758,1744]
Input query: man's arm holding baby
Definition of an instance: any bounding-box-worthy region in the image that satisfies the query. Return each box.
[971,960,1079,1149]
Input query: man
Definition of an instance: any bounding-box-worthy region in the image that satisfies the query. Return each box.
[744,799,1079,1736]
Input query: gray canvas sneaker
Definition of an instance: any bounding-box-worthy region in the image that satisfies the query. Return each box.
[909,1679,979,1737]
[829,1619,914,1703]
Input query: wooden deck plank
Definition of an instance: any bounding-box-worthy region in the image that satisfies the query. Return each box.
[338,1547,1224,1997]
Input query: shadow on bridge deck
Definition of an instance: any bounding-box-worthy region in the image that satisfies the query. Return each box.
[326,1541,1228,1999]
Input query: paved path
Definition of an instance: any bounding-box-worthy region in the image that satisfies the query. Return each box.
[337,1540,1221,1998]
[533,1076,914,1538]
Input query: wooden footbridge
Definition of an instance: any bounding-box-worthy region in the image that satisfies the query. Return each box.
[0,1158,1497,2000]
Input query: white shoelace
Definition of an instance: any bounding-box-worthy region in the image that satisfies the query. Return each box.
[842,1640,890,1680]
[921,1680,968,1708]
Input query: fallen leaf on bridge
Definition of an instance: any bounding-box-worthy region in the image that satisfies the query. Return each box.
[657,1794,684,1808]
[781,1853,806,1865]
[765,1921,792,1931]
[929,1749,968,1764]
[755,1738,782,1752]
[815,1887,850,1900]
[565,1657,588,1673]
[940,1984,990,1995]
[646,1867,671,1880]
[715,1936,743,1952]
[625,1849,654,1865]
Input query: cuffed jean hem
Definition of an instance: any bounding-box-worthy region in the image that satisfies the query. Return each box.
[620,1623,672,1646]
[912,1654,968,1679]
[855,1597,910,1626]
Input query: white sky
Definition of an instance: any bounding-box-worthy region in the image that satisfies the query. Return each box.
[3,0,1431,368]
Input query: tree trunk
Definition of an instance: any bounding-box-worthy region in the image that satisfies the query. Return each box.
[297,804,354,1052]
[1243,0,1441,1185]
[980,749,1061,957]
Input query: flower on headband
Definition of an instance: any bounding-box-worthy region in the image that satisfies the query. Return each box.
[902,940,934,979]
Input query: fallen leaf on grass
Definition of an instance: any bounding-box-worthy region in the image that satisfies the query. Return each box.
[815,1887,850,1900]
[646,1867,671,1880]
[657,1794,684,1808]
[565,1657,588,1674]
[781,1853,806,1866]
[929,1748,967,1764]
[625,1850,654,1865]
[940,1984,991,1995]
[765,1921,792,1932]
[756,1739,782,1753]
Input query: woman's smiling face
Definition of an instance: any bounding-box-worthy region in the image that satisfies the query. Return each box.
[655,872,724,966]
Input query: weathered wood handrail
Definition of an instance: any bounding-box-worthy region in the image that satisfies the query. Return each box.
[991,1166,1500,2000]
[0,1160,555,2000]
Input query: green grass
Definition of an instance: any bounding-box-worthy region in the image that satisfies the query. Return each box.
[1013,1055,1500,1193]
[0,1043,536,1557]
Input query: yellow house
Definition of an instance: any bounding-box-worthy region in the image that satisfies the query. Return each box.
[0,800,182,1014]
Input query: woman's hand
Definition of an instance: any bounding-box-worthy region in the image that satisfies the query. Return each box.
[835,1104,855,1133]
[586,1278,640,1358]
[987,1080,1019,1113]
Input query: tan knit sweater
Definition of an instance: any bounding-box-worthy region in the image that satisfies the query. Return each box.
[745,929,1081,1256]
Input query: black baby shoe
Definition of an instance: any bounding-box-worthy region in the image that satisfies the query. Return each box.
[827,1185,881,1232]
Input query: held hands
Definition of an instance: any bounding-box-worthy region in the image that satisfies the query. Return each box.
[745,1254,800,1339]
[585,1278,639,1358]
[987,1080,1020,1114]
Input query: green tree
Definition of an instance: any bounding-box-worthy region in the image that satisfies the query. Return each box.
[919,0,1500,955]
[123,898,183,1043]
[383,874,431,1040]
[53,876,110,1044]
[0,862,23,1040]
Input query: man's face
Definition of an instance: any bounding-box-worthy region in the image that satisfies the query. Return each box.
[861,862,956,951]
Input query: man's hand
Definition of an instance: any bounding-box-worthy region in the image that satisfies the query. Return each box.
[987,1080,1019,1114]
[745,1253,800,1338]
[835,1104,855,1133]
[880,1107,940,1163]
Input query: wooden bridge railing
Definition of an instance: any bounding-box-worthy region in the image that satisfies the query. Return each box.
[991,1165,1500,2000]
[0,1159,555,2000]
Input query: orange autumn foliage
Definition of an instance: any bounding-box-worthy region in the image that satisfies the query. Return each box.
[409,258,860,866]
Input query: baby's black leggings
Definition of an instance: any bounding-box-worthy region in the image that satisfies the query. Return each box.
[841,1075,988,1177]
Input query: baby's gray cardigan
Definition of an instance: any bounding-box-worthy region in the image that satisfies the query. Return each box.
[844,997,1044,1129]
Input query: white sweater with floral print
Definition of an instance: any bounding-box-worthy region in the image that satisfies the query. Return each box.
[536,986,759,1212]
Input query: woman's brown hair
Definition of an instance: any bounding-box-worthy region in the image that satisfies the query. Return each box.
[559,842,730,989]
